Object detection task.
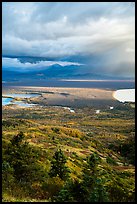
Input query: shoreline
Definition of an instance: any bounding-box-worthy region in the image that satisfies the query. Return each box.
[3,86,115,98]
[2,86,120,108]
[3,85,135,109]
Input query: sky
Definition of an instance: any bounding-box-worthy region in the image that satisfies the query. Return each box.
[2,2,135,79]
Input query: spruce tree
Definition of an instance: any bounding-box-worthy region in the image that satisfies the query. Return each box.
[49,149,70,180]
[5,132,40,183]
[82,152,109,202]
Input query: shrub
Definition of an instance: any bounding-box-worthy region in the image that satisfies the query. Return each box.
[42,177,64,199]
[106,156,117,165]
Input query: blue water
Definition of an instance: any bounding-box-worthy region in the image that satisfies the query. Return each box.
[3,93,39,98]
[2,93,39,106]
[2,97,36,107]
[2,97,13,106]
[12,101,36,107]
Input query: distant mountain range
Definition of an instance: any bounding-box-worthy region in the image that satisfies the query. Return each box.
[3,55,135,83]
[3,64,133,83]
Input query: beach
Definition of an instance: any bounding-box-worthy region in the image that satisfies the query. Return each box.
[2,86,121,108]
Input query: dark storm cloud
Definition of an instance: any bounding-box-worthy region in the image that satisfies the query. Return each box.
[2,2,135,78]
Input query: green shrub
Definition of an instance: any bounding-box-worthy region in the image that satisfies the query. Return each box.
[42,176,64,199]
[106,156,117,165]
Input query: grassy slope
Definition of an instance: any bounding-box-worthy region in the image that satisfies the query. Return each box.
[2,102,135,202]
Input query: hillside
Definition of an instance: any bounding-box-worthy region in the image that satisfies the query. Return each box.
[2,102,135,202]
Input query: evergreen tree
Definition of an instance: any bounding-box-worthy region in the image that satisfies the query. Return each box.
[49,149,70,180]
[5,132,40,183]
[81,152,109,202]
[55,152,109,202]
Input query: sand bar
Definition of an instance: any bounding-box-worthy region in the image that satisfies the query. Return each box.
[2,86,121,108]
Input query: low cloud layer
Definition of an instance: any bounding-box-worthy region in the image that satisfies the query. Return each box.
[2,2,135,78]
[2,57,82,72]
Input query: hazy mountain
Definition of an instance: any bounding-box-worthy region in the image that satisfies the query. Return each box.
[3,63,126,83]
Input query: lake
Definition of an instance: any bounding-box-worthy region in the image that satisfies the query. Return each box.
[3,79,135,89]
[2,93,40,106]
[2,97,13,106]
[113,89,135,102]
[2,97,36,107]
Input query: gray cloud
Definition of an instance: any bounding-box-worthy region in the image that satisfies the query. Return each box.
[2,2,135,78]
[2,57,83,72]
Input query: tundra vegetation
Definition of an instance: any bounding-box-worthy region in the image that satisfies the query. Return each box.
[2,102,135,202]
